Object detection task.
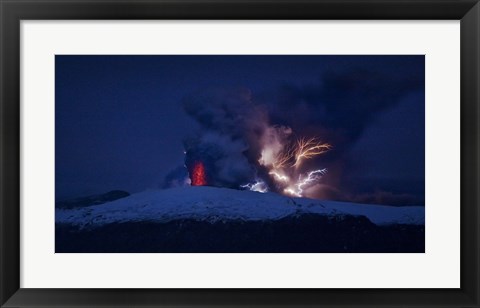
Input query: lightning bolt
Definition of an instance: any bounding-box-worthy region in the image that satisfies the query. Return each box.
[293,138,331,167]
[241,180,268,193]
[272,144,296,169]
[269,171,290,182]
[283,169,327,197]
[258,129,332,198]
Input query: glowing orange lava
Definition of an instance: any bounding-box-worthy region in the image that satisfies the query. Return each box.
[191,161,207,186]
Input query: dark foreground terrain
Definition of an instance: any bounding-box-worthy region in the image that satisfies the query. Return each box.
[56,213,424,253]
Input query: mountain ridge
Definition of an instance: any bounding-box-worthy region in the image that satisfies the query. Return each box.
[56,186,424,228]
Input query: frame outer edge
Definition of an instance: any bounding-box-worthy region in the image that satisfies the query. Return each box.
[0,0,478,20]
[1,0,479,307]
[461,2,480,307]
[0,0,3,305]
[0,0,21,307]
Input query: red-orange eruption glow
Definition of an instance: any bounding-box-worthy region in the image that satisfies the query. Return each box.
[191,161,207,186]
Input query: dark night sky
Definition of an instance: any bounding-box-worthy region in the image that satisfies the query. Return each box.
[55,55,424,205]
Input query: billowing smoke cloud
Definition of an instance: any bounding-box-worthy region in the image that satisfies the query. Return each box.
[184,132,253,187]
[258,126,292,167]
[264,67,423,203]
[180,86,333,197]
[265,67,424,155]
[182,88,270,189]
[164,64,424,206]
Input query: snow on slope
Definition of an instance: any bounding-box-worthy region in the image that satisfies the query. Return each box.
[55,186,424,228]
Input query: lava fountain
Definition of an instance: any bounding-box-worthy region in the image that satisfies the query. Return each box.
[191,161,207,186]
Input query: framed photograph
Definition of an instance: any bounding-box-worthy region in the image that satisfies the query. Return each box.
[1,0,479,307]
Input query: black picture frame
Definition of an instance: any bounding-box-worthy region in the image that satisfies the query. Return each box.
[1,0,479,307]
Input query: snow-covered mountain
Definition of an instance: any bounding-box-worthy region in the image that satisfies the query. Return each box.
[56,186,424,228]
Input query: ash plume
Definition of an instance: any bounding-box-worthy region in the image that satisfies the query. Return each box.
[163,62,424,205]
[182,88,269,189]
